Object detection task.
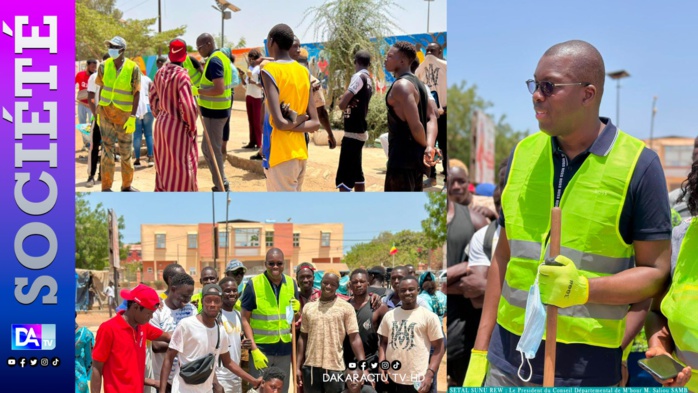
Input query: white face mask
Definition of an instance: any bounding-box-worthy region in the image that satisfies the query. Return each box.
[516,273,547,382]
[108,48,121,59]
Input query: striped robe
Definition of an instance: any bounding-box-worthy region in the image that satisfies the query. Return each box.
[150,63,199,191]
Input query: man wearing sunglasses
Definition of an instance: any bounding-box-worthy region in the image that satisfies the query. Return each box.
[240,248,300,393]
[464,40,671,387]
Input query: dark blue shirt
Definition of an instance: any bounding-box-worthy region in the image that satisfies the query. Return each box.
[241,272,299,356]
[492,118,671,386]
[200,50,231,119]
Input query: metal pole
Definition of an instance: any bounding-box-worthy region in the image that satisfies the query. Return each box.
[616,79,621,128]
[225,191,230,264]
[213,192,216,267]
[157,0,162,56]
[649,96,658,150]
[427,0,431,33]
[221,11,224,48]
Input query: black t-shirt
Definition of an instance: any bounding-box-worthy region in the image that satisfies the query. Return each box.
[200,51,230,119]
[492,118,672,386]
[343,70,373,133]
[386,73,428,170]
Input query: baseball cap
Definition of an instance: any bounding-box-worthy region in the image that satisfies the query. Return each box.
[295,262,316,274]
[104,36,127,49]
[202,283,223,298]
[298,48,309,61]
[120,284,159,311]
[226,259,247,273]
[169,39,187,63]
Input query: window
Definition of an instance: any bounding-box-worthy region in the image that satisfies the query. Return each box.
[266,231,274,247]
[664,145,693,167]
[189,267,196,276]
[155,234,166,249]
[147,267,153,273]
[219,231,229,248]
[321,232,331,247]
[235,228,260,247]
[187,234,197,249]
[293,233,300,248]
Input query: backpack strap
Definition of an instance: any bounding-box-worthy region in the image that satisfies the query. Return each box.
[483,221,498,261]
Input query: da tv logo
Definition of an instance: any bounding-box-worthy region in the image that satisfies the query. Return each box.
[11,324,56,350]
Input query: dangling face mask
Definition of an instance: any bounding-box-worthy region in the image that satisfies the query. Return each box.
[516,271,547,382]
[108,48,121,59]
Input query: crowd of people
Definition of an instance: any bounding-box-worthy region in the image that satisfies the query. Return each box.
[85,248,447,393]
[76,24,446,192]
[447,40,696,390]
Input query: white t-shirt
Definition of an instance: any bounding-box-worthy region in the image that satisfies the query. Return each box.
[415,55,447,109]
[467,224,501,267]
[377,306,443,385]
[103,286,114,298]
[215,310,243,383]
[246,65,263,99]
[136,74,152,118]
[150,303,198,382]
[347,69,371,95]
[87,72,100,106]
[170,315,230,393]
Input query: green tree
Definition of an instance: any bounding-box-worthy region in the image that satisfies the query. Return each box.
[213,35,247,50]
[76,0,186,60]
[343,230,441,271]
[421,192,446,250]
[75,193,127,270]
[303,0,402,103]
[448,80,529,170]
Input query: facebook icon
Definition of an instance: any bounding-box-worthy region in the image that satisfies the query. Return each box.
[11,324,56,350]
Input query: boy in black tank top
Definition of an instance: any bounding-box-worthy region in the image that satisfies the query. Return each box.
[337,50,374,192]
[383,41,439,191]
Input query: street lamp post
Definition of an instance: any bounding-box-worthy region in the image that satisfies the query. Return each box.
[649,96,658,150]
[607,70,630,127]
[425,0,435,33]
[212,0,241,48]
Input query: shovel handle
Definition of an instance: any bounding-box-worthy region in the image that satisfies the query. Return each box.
[544,207,561,387]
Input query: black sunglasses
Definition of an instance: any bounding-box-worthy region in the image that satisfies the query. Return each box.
[267,262,283,267]
[526,79,590,97]
[227,270,245,276]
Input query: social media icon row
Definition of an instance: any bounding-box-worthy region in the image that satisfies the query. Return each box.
[7,357,59,368]
[347,360,401,371]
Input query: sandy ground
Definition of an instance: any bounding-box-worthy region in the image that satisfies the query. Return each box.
[77,309,448,393]
[75,107,445,192]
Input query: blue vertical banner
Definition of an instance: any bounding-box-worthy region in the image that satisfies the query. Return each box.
[0,0,75,392]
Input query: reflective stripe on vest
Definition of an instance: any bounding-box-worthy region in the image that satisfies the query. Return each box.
[661,217,698,392]
[249,273,294,344]
[199,51,232,110]
[499,129,644,348]
[99,58,136,112]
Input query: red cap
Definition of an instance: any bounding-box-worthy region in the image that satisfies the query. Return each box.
[169,39,187,63]
[120,284,160,311]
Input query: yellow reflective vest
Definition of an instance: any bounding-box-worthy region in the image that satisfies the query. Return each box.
[199,51,232,110]
[500,130,644,348]
[182,56,202,97]
[661,217,698,392]
[250,273,294,344]
[99,58,136,112]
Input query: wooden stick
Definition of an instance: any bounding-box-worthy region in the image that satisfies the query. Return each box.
[197,108,226,192]
[544,207,561,387]
[291,305,298,393]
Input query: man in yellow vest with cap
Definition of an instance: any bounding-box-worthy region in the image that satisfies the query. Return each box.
[95,36,141,192]
[196,33,232,192]
[463,40,672,387]
[240,248,300,393]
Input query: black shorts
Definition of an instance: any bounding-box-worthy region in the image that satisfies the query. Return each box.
[222,114,231,142]
[335,136,365,190]
[384,167,424,191]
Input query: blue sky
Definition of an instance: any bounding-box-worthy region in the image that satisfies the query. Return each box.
[449,0,698,139]
[81,193,431,252]
[117,0,446,48]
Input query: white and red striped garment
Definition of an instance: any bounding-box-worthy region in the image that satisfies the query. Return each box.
[150,63,199,191]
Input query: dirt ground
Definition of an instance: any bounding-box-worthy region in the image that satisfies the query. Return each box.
[78,310,448,393]
[75,107,445,192]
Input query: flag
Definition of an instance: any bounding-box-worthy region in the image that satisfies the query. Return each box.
[390,243,398,256]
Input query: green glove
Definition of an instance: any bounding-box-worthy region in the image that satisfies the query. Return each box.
[463,349,489,387]
[538,255,589,308]
[251,348,269,369]
[123,115,136,134]
[290,298,301,313]
[191,84,199,97]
